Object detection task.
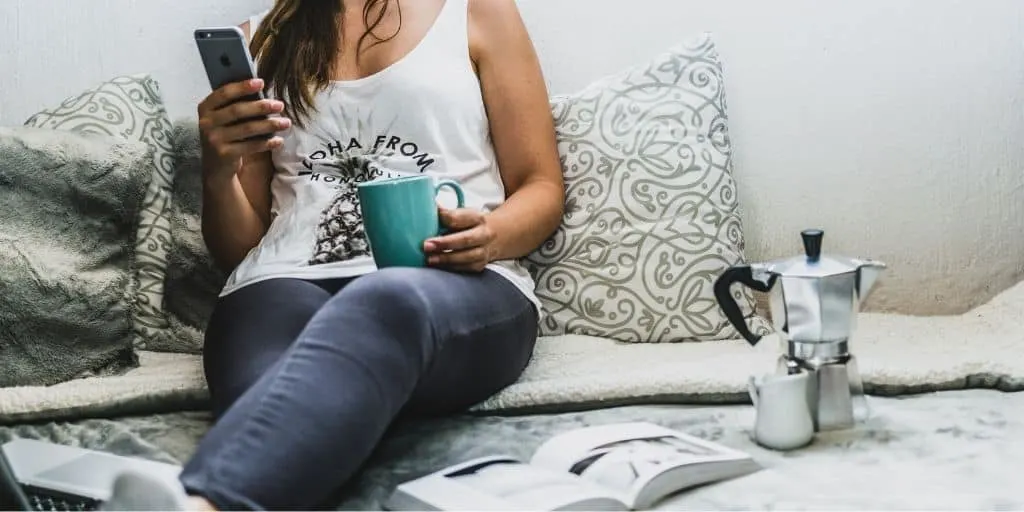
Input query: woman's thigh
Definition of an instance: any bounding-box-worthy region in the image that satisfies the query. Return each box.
[332,267,539,416]
[202,278,336,417]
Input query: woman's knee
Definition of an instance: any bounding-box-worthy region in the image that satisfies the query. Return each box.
[337,267,442,319]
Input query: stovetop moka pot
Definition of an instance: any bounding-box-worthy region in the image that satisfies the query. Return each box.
[714,229,887,430]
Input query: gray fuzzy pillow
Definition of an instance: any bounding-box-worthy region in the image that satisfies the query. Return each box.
[24,74,177,351]
[0,127,151,387]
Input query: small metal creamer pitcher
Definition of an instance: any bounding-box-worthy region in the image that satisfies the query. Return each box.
[715,229,887,431]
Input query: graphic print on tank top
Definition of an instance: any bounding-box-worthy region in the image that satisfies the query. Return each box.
[301,114,440,266]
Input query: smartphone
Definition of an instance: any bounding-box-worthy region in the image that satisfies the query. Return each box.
[194,26,271,139]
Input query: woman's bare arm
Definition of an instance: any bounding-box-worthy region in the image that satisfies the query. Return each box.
[201,19,278,272]
[468,0,565,260]
[201,152,273,272]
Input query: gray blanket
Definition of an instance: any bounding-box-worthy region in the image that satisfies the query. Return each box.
[0,127,151,387]
[2,389,1021,510]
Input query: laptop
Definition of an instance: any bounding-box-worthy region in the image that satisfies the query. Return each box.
[1,438,182,511]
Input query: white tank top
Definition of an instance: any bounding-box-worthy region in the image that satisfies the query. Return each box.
[221,0,540,313]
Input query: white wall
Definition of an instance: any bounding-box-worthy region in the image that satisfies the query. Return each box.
[2,0,1023,315]
[0,0,275,123]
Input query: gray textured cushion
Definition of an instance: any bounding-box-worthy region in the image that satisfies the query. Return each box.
[147,121,225,354]
[24,74,177,351]
[526,33,770,343]
[0,127,151,387]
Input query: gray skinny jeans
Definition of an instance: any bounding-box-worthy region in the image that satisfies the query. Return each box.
[178,267,538,510]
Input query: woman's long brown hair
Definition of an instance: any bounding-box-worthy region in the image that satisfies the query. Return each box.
[249,0,402,128]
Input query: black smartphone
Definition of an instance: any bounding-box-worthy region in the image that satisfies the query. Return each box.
[194,26,271,139]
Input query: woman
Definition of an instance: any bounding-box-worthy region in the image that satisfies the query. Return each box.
[103,0,563,510]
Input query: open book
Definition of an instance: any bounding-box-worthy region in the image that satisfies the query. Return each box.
[384,422,760,511]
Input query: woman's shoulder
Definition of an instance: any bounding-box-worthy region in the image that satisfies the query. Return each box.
[243,9,271,40]
[467,0,527,58]
[467,0,519,19]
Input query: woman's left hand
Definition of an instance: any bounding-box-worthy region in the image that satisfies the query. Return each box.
[423,207,497,272]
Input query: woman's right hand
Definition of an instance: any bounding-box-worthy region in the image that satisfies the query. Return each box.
[198,78,292,184]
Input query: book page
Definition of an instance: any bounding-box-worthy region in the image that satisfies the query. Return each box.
[387,456,628,511]
[531,422,748,473]
[529,423,758,509]
[447,459,627,511]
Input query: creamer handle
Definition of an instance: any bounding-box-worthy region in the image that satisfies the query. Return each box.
[747,376,760,408]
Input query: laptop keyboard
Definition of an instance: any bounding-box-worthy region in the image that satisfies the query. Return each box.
[24,488,99,511]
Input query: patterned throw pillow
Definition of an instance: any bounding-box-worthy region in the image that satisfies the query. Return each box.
[147,122,227,354]
[25,74,175,349]
[526,33,770,343]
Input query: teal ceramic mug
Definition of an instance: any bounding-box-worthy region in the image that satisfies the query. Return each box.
[357,175,466,268]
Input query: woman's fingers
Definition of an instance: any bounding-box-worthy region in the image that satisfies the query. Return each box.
[199,78,267,114]
[425,227,488,253]
[214,117,292,145]
[438,208,484,231]
[208,99,285,129]
[427,247,489,272]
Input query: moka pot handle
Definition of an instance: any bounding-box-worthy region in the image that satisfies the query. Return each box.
[713,265,776,346]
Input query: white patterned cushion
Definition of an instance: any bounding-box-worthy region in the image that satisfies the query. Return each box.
[25,74,175,349]
[526,33,770,343]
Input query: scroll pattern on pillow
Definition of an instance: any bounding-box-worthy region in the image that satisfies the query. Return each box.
[525,33,770,343]
[25,74,175,349]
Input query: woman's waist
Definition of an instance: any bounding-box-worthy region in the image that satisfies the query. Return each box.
[270,177,503,215]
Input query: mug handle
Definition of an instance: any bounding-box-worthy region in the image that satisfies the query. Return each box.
[435,179,465,209]
[434,180,465,234]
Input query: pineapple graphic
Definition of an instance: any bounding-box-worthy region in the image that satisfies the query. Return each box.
[308,147,395,266]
